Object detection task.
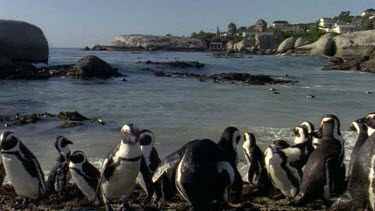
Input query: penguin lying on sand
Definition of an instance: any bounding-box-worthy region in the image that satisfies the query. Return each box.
[0,131,46,209]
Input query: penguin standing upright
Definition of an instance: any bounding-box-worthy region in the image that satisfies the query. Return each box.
[347,118,368,178]
[242,132,270,190]
[136,129,163,204]
[294,121,314,145]
[0,131,46,209]
[46,136,73,198]
[97,124,142,211]
[294,115,345,206]
[69,150,101,205]
[217,126,242,202]
[330,112,375,210]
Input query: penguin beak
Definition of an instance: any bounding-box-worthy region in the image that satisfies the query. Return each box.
[312,129,322,139]
[122,134,138,145]
[66,139,73,145]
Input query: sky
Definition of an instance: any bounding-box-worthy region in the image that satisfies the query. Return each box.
[0,0,374,48]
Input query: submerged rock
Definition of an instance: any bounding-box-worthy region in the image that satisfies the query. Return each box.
[138,60,205,69]
[1,111,105,128]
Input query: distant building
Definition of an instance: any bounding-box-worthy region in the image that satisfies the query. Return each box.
[209,42,223,50]
[319,17,336,30]
[332,23,360,34]
[271,20,289,29]
[362,8,375,17]
[254,19,267,32]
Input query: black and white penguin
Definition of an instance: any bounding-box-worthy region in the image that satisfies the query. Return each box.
[175,139,235,210]
[97,124,142,211]
[46,136,73,197]
[289,125,315,171]
[330,112,375,210]
[242,132,270,190]
[0,131,46,209]
[347,118,369,178]
[69,150,101,205]
[294,115,345,206]
[217,126,242,202]
[294,121,314,145]
[136,129,161,201]
[264,139,301,198]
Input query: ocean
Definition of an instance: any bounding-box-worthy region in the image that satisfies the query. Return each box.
[0,48,374,175]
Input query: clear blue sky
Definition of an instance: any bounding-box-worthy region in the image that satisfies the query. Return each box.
[1,0,373,47]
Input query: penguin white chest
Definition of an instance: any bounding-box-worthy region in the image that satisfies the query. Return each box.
[2,154,41,198]
[70,168,96,201]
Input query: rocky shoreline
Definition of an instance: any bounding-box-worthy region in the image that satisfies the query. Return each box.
[0,183,330,211]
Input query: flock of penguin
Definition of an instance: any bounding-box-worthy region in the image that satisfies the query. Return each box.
[0,112,375,210]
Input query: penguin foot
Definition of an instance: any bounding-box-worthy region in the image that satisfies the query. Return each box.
[104,202,114,211]
[120,201,130,211]
[14,198,31,209]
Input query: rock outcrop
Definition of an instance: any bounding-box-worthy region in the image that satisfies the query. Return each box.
[68,55,122,78]
[334,30,375,59]
[0,20,48,63]
[234,39,254,52]
[112,34,207,51]
[277,37,297,53]
[298,33,334,56]
[294,37,311,48]
[255,34,279,51]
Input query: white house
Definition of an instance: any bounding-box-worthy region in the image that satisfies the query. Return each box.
[319,18,336,31]
[332,23,360,34]
[362,8,375,17]
[271,21,289,29]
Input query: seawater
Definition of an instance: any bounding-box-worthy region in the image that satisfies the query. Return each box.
[0,48,374,174]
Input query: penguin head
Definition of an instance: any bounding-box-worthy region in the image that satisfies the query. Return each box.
[292,126,309,145]
[0,131,20,151]
[139,129,155,157]
[300,121,314,135]
[218,126,241,152]
[349,117,368,133]
[69,150,87,165]
[243,132,256,148]
[272,139,290,149]
[363,112,375,136]
[55,136,73,159]
[320,115,341,139]
[120,124,140,145]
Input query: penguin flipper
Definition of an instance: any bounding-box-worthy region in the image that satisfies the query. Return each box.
[152,140,197,183]
[94,157,111,201]
[324,157,334,200]
[138,156,154,197]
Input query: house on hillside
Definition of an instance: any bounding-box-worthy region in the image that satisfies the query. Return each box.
[254,19,267,32]
[332,22,360,34]
[319,17,336,32]
[362,8,375,17]
[271,20,289,29]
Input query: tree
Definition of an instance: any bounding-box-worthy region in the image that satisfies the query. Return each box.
[361,18,374,30]
[227,22,237,37]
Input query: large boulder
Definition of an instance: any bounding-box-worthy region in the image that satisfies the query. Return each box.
[298,33,334,56]
[294,37,311,48]
[112,34,207,51]
[0,20,48,63]
[234,39,254,52]
[255,34,279,51]
[277,37,297,53]
[226,40,235,51]
[334,30,375,59]
[68,55,122,78]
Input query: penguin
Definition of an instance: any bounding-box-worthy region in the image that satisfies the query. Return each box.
[0,162,5,187]
[294,121,314,145]
[347,118,368,178]
[174,139,235,210]
[136,129,161,201]
[242,132,270,190]
[69,150,101,205]
[264,139,301,198]
[216,126,242,202]
[0,131,46,209]
[96,124,143,211]
[294,115,345,206]
[330,112,375,210]
[46,136,73,198]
